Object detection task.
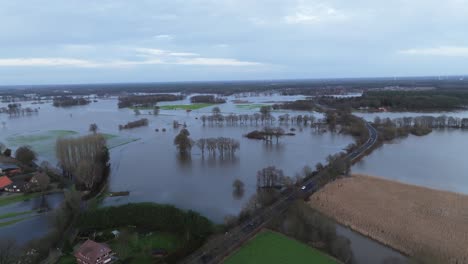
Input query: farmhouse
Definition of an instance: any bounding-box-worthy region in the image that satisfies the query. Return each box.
[74,239,115,264]
[0,163,21,175]
[0,176,12,191]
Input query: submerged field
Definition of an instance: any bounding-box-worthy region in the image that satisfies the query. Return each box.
[5,130,138,160]
[309,174,468,262]
[224,230,337,264]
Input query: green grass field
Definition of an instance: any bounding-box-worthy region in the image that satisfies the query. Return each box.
[159,103,215,110]
[224,231,337,264]
[235,104,270,110]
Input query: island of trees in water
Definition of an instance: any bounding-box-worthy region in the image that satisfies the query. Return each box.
[118,94,184,108]
[53,96,90,107]
[190,94,226,104]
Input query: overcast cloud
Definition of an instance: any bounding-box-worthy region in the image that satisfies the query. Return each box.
[0,0,467,84]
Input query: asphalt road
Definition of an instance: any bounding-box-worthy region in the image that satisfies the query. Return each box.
[181,122,378,264]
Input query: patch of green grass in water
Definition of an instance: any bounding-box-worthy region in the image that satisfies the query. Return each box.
[224,230,338,264]
[159,103,215,110]
[6,130,78,146]
[235,104,270,110]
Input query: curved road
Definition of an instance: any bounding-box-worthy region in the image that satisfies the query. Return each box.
[181,122,378,264]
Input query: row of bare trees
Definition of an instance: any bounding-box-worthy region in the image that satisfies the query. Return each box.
[196,137,240,157]
[375,115,468,129]
[56,134,109,191]
[0,104,38,117]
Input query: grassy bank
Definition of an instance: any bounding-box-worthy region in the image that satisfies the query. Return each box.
[0,193,42,207]
[0,210,34,220]
[224,230,337,264]
[0,216,32,227]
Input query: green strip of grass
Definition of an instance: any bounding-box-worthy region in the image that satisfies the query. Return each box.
[159,103,215,110]
[0,217,30,227]
[235,104,269,110]
[0,193,42,207]
[0,210,34,220]
[224,230,337,264]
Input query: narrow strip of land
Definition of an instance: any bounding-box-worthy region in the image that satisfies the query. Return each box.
[308,174,468,262]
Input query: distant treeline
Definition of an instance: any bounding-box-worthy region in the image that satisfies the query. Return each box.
[272,100,316,111]
[118,94,184,108]
[319,90,468,111]
[4,77,468,97]
[53,96,90,107]
[119,118,148,130]
[190,95,226,104]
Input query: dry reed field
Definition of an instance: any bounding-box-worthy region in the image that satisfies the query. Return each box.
[308,174,468,263]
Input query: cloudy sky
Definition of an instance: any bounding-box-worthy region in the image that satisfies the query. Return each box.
[0,0,467,84]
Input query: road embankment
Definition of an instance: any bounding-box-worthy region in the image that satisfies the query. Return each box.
[308,174,468,263]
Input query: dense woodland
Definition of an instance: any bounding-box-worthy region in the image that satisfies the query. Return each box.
[190,95,226,104]
[118,94,184,108]
[53,96,90,107]
[319,90,468,111]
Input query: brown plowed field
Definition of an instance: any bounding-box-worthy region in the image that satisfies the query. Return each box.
[308,174,468,263]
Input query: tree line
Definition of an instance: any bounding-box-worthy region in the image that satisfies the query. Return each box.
[118,94,184,108]
[190,95,226,104]
[53,96,90,107]
[118,118,149,130]
[318,89,468,111]
[195,137,240,157]
[0,103,38,117]
[174,129,240,158]
[376,115,468,129]
[272,99,316,111]
[200,106,321,127]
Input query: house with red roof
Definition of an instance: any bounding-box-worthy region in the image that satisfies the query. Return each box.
[74,239,115,264]
[0,176,12,191]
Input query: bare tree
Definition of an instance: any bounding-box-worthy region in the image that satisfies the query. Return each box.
[56,134,109,190]
[0,142,5,154]
[232,179,245,199]
[89,123,98,134]
[196,138,207,156]
[256,166,286,188]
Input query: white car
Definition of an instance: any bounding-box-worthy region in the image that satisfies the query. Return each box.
[301,185,306,190]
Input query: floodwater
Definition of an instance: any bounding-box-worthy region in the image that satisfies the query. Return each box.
[0,193,63,245]
[336,225,406,264]
[353,129,468,194]
[0,94,406,260]
[353,110,468,194]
